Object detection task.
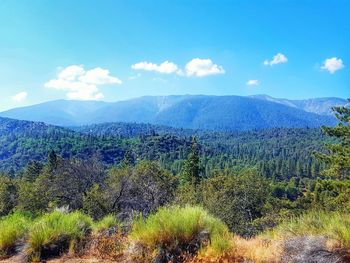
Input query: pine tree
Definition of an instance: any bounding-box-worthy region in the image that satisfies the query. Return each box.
[318,100,350,178]
[181,137,202,185]
[48,149,58,170]
[122,150,134,166]
[24,161,43,181]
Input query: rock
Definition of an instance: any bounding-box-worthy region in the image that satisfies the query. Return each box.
[281,236,350,263]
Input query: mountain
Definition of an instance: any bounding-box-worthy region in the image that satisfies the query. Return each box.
[251,95,349,116]
[0,100,110,126]
[0,95,341,130]
[152,95,336,130]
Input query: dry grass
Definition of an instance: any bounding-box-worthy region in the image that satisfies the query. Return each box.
[191,236,282,263]
[232,236,282,263]
[88,231,127,261]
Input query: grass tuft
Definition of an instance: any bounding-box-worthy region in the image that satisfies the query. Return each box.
[92,214,120,233]
[0,212,31,257]
[268,211,350,248]
[27,210,93,260]
[130,205,231,259]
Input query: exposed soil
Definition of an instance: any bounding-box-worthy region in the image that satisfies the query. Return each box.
[0,255,122,263]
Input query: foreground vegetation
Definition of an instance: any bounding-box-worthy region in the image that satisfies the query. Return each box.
[1,208,350,262]
[0,101,348,262]
[0,213,31,257]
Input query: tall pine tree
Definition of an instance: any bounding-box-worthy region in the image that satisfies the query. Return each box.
[318,100,350,178]
[48,149,58,171]
[181,137,203,185]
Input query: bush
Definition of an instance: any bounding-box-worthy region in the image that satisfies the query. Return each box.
[27,210,93,260]
[200,171,270,236]
[130,206,231,261]
[0,212,31,257]
[93,214,120,233]
[270,211,350,248]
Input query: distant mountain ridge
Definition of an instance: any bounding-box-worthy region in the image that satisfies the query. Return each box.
[0,95,344,131]
[250,94,348,116]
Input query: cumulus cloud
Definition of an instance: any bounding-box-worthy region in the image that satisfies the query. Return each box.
[321,57,344,74]
[131,58,225,77]
[185,58,225,77]
[58,65,85,81]
[131,61,179,74]
[45,65,122,100]
[264,53,288,66]
[246,80,259,86]
[12,91,28,102]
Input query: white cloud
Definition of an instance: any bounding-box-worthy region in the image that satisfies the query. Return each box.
[45,65,122,100]
[132,61,178,74]
[246,79,259,86]
[58,65,85,81]
[12,91,28,102]
[131,58,225,77]
[79,67,122,85]
[185,58,225,77]
[321,57,344,74]
[264,53,288,66]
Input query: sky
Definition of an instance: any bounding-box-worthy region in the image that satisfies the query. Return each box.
[0,0,349,111]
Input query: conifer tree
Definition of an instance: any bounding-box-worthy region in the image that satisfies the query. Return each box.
[181,137,202,185]
[318,100,350,178]
[48,149,58,170]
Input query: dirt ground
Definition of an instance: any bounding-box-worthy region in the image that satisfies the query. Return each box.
[0,256,120,263]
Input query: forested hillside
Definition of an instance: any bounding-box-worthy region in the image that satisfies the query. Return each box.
[0,117,330,180]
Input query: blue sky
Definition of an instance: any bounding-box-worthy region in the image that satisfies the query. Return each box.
[0,0,349,111]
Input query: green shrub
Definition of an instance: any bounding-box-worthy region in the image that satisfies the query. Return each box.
[27,210,93,260]
[0,212,31,256]
[269,211,350,248]
[93,214,120,233]
[131,206,231,256]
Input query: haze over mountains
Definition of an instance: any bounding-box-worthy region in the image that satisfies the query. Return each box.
[0,95,347,131]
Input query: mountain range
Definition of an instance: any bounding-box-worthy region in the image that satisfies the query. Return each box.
[0,95,347,131]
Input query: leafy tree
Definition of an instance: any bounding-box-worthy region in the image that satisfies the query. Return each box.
[91,162,178,220]
[129,161,178,215]
[0,175,17,216]
[46,157,106,210]
[103,165,132,218]
[17,175,49,213]
[17,156,106,213]
[201,169,269,236]
[83,184,109,219]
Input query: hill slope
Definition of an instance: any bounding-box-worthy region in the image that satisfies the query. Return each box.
[0,95,340,130]
[0,117,330,181]
[0,100,110,126]
[251,95,348,116]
